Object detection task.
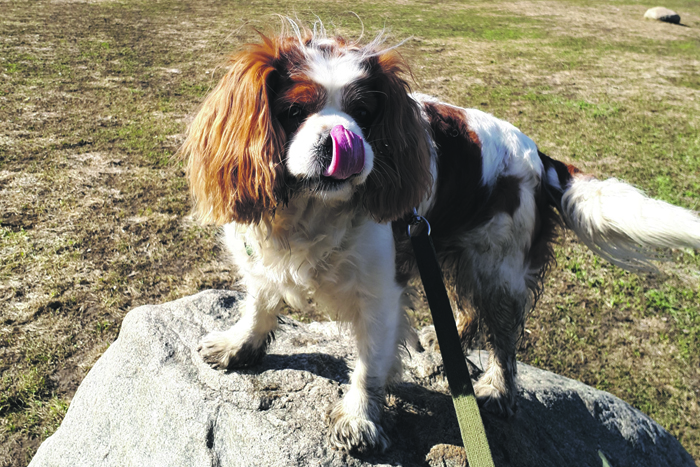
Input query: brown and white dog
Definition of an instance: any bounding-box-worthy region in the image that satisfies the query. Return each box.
[182,26,700,453]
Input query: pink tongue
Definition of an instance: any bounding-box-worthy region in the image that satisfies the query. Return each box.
[323,125,365,180]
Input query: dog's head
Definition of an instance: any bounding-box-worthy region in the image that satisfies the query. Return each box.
[182,29,432,225]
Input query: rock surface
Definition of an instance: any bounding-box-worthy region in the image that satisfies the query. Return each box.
[29,290,694,467]
[644,7,681,24]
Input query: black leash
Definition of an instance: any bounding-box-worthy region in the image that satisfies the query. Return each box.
[407,210,495,467]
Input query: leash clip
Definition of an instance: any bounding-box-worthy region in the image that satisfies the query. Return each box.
[407,207,431,238]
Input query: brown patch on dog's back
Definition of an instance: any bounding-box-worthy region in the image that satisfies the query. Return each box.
[420,101,485,241]
[420,102,523,246]
[394,102,527,280]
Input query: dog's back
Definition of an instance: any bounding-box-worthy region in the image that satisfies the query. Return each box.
[393,94,700,415]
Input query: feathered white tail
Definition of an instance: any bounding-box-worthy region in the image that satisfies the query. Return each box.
[561,176,700,272]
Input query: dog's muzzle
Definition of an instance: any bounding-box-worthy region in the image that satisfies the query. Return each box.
[322,125,365,180]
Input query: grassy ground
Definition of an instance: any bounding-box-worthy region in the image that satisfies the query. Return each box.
[1,0,698,464]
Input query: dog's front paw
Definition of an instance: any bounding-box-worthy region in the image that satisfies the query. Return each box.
[326,401,390,454]
[474,377,515,418]
[198,330,268,370]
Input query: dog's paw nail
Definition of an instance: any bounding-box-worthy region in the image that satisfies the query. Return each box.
[327,403,390,454]
[197,330,270,371]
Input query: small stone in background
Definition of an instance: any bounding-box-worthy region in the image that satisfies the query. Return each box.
[644,7,681,24]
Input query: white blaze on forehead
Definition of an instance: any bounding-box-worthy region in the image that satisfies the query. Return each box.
[305,47,367,107]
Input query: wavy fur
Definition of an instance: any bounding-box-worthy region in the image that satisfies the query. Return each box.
[561,176,700,272]
[183,36,290,225]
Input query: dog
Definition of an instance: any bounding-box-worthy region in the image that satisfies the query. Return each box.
[181,26,700,453]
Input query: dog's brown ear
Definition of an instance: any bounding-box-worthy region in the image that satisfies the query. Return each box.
[361,49,432,222]
[182,36,287,225]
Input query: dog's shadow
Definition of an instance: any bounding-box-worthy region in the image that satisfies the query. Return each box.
[252,351,352,384]
[227,350,467,465]
[221,350,650,467]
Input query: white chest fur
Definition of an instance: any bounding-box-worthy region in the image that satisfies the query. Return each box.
[222,197,399,321]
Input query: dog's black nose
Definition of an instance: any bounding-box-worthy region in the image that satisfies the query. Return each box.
[319,133,334,175]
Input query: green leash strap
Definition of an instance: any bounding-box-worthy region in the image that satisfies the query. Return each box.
[408,215,495,467]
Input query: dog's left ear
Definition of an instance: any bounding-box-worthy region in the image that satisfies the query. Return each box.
[361,49,432,222]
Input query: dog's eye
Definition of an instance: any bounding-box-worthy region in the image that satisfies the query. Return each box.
[289,105,303,118]
[356,107,370,120]
[352,107,373,129]
[279,105,307,135]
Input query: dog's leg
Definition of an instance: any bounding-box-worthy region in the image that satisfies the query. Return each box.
[470,276,530,417]
[446,277,481,354]
[198,288,281,369]
[324,285,404,454]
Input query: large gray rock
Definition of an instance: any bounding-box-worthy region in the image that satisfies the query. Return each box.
[29,290,694,467]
